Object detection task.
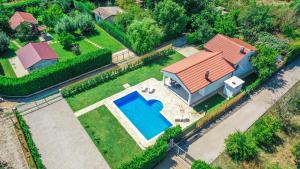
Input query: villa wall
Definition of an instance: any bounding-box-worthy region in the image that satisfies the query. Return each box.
[28,59,57,72]
[233,52,256,77]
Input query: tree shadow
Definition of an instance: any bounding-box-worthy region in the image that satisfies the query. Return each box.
[258,135,284,153]
[0,48,17,59]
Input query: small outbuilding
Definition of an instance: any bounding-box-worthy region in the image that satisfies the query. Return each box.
[9,11,38,30]
[16,42,58,71]
[92,6,123,23]
[223,76,245,98]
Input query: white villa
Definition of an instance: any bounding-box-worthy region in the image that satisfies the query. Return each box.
[162,34,257,106]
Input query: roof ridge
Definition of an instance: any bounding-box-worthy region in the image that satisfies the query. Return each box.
[176,51,223,74]
[30,42,43,60]
[220,34,250,50]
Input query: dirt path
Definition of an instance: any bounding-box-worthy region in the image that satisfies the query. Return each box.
[0,119,28,169]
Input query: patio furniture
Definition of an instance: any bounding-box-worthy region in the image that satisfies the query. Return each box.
[148,86,155,93]
[141,85,148,92]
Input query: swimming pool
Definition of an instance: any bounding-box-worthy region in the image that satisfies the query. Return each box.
[114,91,172,140]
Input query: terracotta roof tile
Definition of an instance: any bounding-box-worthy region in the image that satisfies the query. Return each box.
[204,34,256,64]
[9,11,38,30]
[16,42,58,69]
[162,51,235,93]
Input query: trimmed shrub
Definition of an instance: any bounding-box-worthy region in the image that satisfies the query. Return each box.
[118,126,182,169]
[0,49,112,96]
[62,49,174,97]
[225,131,258,161]
[16,112,44,169]
[4,0,41,10]
[97,20,132,50]
[192,160,216,169]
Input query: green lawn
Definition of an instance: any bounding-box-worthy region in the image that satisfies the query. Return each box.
[0,43,19,77]
[50,40,99,62]
[86,26,125,53]
[193,94,226,113]
[66,52,185,111]
[79,106,141,169]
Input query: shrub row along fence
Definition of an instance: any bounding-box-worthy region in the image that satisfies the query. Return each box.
[118,126,182,169]
[0,49,112,96]
[16,112,44,169]
[62,45,173,97]
[3,0,41,10]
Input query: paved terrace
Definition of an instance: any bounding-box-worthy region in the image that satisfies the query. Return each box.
[156,57,300,168]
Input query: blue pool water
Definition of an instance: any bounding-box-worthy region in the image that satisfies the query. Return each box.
[114,91,172,140]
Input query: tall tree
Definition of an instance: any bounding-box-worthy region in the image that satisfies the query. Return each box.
[154,0,187,38]
[0,32,9,53]
[127,18,163,54]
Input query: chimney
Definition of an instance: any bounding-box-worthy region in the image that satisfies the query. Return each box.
[205,71,210,81]
[240,47,246,54]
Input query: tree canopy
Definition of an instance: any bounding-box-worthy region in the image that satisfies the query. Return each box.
[0,32,9,53]
[127,18,163,54]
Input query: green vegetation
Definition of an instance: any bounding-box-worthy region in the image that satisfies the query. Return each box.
[192,160,218,169]
[0,42,18,77]
[193,94,226,113]
[118,126,182,169]
[16,111,44,169]
[212,80,300,169]
[79,106,141,169]
[50,39,99,62]
[225,131,258,162]
[0,49,112,96]
[86,26,125,53]
[0,31,9,53]
[65,52,184,111]
[292,142,300,168]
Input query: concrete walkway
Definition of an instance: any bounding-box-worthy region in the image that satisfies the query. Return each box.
[156,57,300,168]
[23,99,110,169]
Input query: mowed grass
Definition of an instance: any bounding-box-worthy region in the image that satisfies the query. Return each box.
[86,26,125,53]
[0,42,19,77]
[79,106,141,169]
[193,94,226,113]
[50,40,99,62]
[66,52,185,111]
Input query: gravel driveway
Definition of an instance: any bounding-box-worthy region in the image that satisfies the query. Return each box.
[23,99,110,169]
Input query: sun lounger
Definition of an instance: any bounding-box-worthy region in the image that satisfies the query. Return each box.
[141,85,148,92]
[148,86,155,93]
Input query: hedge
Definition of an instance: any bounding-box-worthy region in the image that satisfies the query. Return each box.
[62,48,174,97]
[16,112,44,169]
[97,20,132,51]
[118,126,182,169]
[0,49,112,96]
[3,0,41,10]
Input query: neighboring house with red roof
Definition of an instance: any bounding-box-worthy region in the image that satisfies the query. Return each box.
[161,34,256,105]
[9,11,38,30]
[92,7,123,23]
[16,42,58,71]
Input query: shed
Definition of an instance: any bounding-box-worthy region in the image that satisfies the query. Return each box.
[223,76,245,98]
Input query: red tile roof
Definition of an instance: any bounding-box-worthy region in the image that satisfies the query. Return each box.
[16,42,58,69]
[9,11,38,30]
[204,34,256,64]
[162,51,235,93]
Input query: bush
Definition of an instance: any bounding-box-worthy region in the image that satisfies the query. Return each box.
[16,112,44,169]
[225,131,258,161]
[292,142,300,167]
[192,160,216,169]
[0,49,112,96]
[74,13,95,35]
[0,31,9,53]
[62,49,174,97]
[15,22,38,42]
[118,126,182,169]
[250,115,281,148]
[255,32,289,55]
[58,32,76,49]
[54,16,76,35]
